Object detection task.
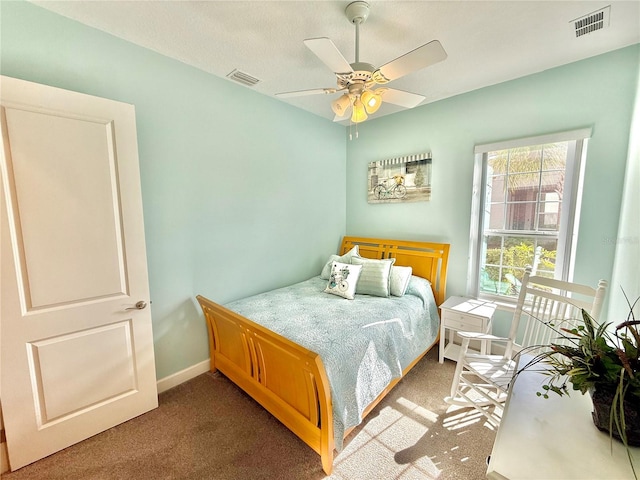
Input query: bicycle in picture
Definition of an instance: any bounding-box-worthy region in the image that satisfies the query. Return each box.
[373,174,407,200]
[329,265,352,292]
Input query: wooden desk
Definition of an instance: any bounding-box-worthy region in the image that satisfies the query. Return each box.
[487,357,640,479]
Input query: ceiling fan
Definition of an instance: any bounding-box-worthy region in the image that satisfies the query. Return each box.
[276,1,447,124]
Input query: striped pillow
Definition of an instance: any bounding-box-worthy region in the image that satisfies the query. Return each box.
[351,256,396,297]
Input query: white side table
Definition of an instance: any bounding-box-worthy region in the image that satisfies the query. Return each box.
[438,296,496,364]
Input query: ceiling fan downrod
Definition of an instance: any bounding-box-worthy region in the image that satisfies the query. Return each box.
[342,1,378,128]
[346,1,370,66]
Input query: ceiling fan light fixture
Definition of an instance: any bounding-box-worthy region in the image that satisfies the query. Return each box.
[331,93,352,116]
[361,89,382,114]
[351,98,368,123]
[276,2,447,127]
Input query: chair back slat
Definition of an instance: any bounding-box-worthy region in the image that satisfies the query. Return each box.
[507,268,608,355]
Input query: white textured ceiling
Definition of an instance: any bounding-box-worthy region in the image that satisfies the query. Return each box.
[31,1,640,123]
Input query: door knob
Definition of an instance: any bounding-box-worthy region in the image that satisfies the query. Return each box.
[126,301,147,311]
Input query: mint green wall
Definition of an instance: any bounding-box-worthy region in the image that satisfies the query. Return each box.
[2,1,637,374]
[346,45,640,335]
[609,59,640,322]
[0,1,346,379]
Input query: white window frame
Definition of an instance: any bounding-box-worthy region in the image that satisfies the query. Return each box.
[467,128,591,304]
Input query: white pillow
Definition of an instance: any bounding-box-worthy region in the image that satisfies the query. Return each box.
[320,245,359,280]
[351,256,395,297]
[390,266,413,296]
[324,261,362,300]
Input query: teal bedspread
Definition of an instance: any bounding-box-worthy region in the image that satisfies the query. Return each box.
[224,275,440,451]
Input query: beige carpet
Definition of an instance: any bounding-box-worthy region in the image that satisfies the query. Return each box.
[4,349,497,480]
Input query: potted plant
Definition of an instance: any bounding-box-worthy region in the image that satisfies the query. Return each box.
[517,292,639,478]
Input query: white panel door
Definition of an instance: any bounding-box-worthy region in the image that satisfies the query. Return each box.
[0,75,158,471]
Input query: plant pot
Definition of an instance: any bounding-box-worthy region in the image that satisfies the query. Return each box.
[590,388,640,447]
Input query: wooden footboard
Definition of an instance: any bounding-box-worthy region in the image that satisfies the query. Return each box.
[197,237,449,474]
[196,295,336,474]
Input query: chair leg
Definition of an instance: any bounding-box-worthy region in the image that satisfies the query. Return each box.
[455,378,503,427]
[448,338,470,399]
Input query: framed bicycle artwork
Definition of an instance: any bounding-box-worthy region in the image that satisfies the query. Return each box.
[367,152,432,204]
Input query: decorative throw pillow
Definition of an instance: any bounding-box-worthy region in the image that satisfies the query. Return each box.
[324,261,362,300]
[320,245,359,280]
[351,256,396,297]
[390,266,413,296]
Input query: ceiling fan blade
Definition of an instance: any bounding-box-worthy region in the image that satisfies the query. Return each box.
[380,88,425,108]
[304,37,354,74]
[276,88,339,98]
[374,40,447,84]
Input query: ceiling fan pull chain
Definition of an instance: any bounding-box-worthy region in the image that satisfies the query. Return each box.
[348,121,359,141]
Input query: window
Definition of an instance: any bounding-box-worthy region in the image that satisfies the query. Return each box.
[468,129,591,302]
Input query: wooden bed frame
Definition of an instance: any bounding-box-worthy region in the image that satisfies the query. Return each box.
[196,237,450,474]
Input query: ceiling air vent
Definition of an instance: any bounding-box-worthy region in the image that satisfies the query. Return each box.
[572,5,611,38]
[226,69,260,87]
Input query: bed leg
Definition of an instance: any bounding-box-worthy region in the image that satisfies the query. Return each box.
[209,355,218,374]
[321,451,333,475]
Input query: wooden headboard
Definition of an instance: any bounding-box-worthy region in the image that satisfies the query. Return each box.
[340,236,450,306]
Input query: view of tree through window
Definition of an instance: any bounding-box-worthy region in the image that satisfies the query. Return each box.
[480,142,568,298]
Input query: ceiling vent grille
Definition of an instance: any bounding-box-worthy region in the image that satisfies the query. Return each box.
[227,69,260,87]
[572,6,611,38]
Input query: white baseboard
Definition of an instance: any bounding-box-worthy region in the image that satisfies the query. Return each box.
[156,359,211,394]
[491,343,506,356]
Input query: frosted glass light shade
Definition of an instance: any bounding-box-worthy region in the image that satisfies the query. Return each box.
[351,98,368,123]
[361,89,382,114]
[331,94,351,116]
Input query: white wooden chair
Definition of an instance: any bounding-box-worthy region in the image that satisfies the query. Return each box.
[445,267,608,426]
